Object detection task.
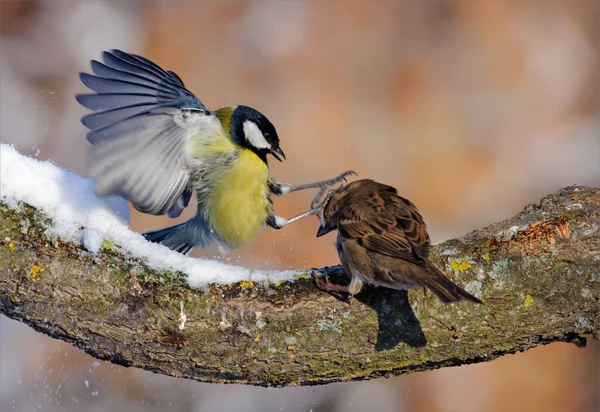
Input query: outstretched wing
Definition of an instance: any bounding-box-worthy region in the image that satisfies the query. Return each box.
[76,49,213,216]
[337,183,431,265]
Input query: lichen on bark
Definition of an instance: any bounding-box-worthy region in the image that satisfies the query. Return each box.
[0,186,598,387]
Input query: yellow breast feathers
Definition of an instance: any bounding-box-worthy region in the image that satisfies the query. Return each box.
[208,148,271,248]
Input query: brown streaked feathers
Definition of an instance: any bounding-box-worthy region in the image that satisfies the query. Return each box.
[314,179,483,304]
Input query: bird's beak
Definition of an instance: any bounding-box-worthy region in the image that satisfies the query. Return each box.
[316,222,335,237]
[270,147,286,162]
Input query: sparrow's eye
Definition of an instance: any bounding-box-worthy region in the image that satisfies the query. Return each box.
[331,203,338,213]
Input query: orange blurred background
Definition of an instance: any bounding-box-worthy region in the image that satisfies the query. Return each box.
[1,1,598,411]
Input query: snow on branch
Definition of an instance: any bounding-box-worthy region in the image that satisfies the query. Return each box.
[0,144,295,286]
[0,145,598,387]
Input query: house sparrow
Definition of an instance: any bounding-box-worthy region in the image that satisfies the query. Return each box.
[313,179,483,304]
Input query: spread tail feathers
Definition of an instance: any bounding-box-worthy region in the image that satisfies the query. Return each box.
[421,265,484,304]
[143,216,217,255]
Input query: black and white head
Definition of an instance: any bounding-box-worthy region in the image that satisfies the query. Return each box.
[231,105,285,163]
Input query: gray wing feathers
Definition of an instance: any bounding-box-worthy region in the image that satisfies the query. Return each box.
[89,112,190,216]
[81,102,158,131]
[77,49,209,217]
[76,49,206,145]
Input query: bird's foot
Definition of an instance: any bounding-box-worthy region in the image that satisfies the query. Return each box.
[311,170,357,208]
[320,170,357,188]
[311,270,351,303]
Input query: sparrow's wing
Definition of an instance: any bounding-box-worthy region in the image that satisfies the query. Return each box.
[338,187,431,265]
[76,50,213,216]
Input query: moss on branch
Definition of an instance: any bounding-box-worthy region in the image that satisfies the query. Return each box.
[0,186,598,387]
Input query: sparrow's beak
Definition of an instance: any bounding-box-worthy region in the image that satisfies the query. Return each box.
[316,222,335,237]
[270,146,286,162]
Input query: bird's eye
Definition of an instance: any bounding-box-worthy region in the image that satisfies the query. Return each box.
[331,203,338,212]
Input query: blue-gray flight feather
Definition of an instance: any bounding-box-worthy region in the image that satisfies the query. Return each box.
[90,60,161,88]
[143,214,219,255]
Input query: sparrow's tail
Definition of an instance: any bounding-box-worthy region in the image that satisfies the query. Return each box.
[143,215,217,255]
[421,265,484,304]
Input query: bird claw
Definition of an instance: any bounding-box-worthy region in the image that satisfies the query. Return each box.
[320,170,357,188]
[310,171,357,208]
[312,270,330,290]
[311,271,351,303]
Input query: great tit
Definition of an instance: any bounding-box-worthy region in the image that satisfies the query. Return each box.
[312,179,483,304]
[76,49,354,254]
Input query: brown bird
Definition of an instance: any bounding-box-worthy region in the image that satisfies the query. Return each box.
[313,179,483,304]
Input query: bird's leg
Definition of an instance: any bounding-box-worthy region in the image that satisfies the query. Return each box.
[266,189,335,230]
[311,271,351,302]
[266,209,316,230]
[269,171,356,205]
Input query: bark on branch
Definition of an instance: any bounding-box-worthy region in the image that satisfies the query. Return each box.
[0,186,598,387]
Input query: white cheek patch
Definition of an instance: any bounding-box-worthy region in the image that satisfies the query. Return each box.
[243,120,271,150]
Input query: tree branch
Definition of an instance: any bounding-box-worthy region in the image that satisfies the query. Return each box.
[0,186,598,387]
